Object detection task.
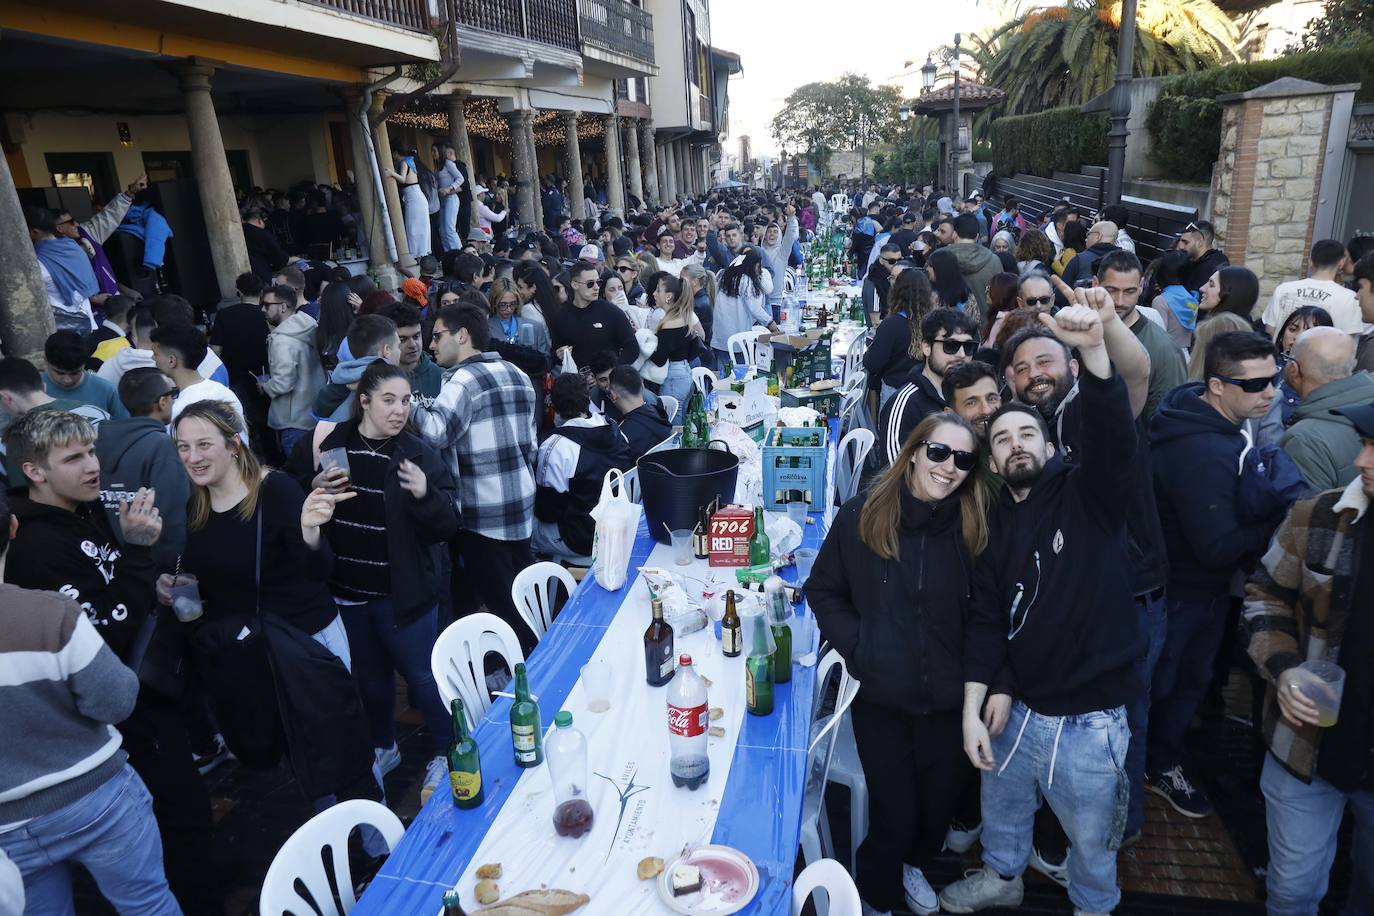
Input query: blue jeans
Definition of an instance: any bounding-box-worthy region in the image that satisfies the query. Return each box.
[980,702,1129,914]
[1146,590,1229,774]
[339,599,451,757]
[0,765,181,916]
[1126,590,1167,836]
[1261,754,1374,915]
[439,193,460,252]
[659,359,692,426]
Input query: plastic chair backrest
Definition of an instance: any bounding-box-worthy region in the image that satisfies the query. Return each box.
[809,649,859,758]
[259,800,404,916]
[727,331,757,369]
[690,365,716,398]
[431,613,526,727]
[842,333,867,387]
[791,858,862,916]
[834,428,875,505]
[660,395,680,426]
[510,561,577,642]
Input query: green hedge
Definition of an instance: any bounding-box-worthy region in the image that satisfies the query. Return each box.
[990,107,1109,177]
[1146,47,1374,182]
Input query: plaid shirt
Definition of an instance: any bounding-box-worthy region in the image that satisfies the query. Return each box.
[412,352,537,541]
[1242,477,1368,782]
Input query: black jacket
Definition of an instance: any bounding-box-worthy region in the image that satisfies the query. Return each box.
[619,402,672,462]
[1182,248,1230,295]
[863,313,917,393]
[244,222,289,282]
[548,298,638,367]
[877,365,945,470]
[535,419,633,555]
[808,488,972,714]
[1150,382,1277,596]
[965,369,1142,716]
[5,497,158,660]
[318,422,460,624]
[1061,242,1119,289]
[97,416,190,570]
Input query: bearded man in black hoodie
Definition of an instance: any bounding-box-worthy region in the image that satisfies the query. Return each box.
[940,303,1140,916]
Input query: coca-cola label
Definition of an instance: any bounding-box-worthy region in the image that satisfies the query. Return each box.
[668,702,708,737]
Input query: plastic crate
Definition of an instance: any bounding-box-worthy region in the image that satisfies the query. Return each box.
[762,425,828,509]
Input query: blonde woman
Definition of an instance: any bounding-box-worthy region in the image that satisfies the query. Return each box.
[487,277,550,356]
[645,272,705,424]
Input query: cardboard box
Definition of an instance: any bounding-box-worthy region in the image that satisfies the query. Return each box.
[714,376,771,438]
[780,385,842,418]
[708,504,755,567]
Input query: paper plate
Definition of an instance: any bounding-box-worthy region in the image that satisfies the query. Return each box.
[655,844,760,915]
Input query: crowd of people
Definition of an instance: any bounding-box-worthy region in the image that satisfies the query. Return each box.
[5,174,1372,916]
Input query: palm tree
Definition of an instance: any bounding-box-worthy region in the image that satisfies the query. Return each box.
[975,0,1240,116]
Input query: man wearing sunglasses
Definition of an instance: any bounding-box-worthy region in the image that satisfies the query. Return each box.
[878,310,978,470]
[549,261,638,368]
[1146,330,1283,821]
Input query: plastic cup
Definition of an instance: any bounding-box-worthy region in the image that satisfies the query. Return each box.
[581,659,613,713]
[786,500,808,527]
[320,447,350,481]
[169,574,204,623]
[733,363,749,381]
[1296,660,1345,727]
[670,529,694,566]
[794,547,818,584]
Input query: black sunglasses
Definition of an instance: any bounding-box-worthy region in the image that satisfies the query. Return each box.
[1023,295,1054,307]
[936,338,978,356]
[918,440,978,471]
[880,257,901,266]
[1209,370,1280,394]
[616,265,637,273]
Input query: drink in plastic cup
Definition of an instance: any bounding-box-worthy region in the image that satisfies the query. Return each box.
[1297,660,1344,727]
[320,447,350,482]
[794,547,818,584]
[169,574,204,623]
[786,499,808,527]
[670,529,694,566]
[581,659,613,713]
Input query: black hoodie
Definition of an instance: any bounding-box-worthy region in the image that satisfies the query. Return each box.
[96,416,189,570]
[877,364,946,470]
[964,369,1142,715]
[1149,382,1277,596]
[5,497,158,660]
[1182,248,1230,296]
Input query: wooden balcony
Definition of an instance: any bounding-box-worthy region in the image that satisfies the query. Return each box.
[580,0,654,67]
[452,0,580,51]
[300,0,430,31]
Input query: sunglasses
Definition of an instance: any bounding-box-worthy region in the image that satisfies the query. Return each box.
[616,265,637,273]
[880,257,901,266]
[1210,371,1280,394]
[918,440,978,472]
[934,338,977,356]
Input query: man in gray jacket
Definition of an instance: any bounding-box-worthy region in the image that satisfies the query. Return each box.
[261,282,325,454]
[1281,326,1374,492]
[949,213,1002,318]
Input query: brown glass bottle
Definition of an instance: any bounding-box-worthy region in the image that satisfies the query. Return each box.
[721,590,742,657]
[644,597,676,686]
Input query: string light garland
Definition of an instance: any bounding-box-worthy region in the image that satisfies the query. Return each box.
[388,96,610,147]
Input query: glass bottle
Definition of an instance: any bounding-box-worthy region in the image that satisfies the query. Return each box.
[547,712,593,837]
[765,578,792,684]
[447,698,483,809]
[510,663,543,768]
[749,506,770,567]
[692,505,710,559]
[745,613,774,716]
[442,890,468,916]
[721,590,742,657]
[644,597,676,687]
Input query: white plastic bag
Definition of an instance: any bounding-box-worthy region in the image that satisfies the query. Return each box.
[589,468,641,591]
[559,347,578,375]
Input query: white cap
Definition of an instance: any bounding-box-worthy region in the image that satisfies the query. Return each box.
[579,244,602,261]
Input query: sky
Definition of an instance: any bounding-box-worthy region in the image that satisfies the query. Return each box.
[711,1,1009,157]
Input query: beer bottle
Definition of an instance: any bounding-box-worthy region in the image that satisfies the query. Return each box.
[766,579,792,684]
[745,614,774,716]
[644,597,676,686]
[510,663,543,768]
[721,590,742,657]
[447,698,483,809]
[692,505,709,559]
[749,506,771,567]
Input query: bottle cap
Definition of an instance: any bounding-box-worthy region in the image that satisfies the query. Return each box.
[555,711,573,727]
[679,653,693,666]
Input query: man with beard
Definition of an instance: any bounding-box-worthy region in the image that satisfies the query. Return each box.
[999,277,1161,861]
[862,242,903,328]
[942,361,1002,441]
[941,303,1140,916]
[878,309,978,469]
[1093,250,1186,421]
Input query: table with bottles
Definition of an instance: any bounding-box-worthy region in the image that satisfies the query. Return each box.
[352,474,833,915]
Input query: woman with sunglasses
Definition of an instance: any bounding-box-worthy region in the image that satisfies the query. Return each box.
[613,256,646,306]
[809,412,992,916]
[487,278,551,356]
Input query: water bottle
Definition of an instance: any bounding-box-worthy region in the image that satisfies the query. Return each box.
[548,712,593,837]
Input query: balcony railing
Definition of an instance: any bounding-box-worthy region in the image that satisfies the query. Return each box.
[452,0,580,51]
[301,0,430,31]
[698,92,712,126]
[580,0,655,66]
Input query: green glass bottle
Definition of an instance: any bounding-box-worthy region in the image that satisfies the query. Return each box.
[510,663,543,768]
[766,580,792,684]
[442,889,468,915]
[749,506,770,567]
[682,391,703,448]
[447,698,483,809]
[745,615,774,716]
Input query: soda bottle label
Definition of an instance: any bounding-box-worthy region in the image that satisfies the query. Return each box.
[450,770,481,801]
[512,724,538,761]
[668,702,708,737]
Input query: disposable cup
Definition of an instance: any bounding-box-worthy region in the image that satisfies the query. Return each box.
[581,659,613,713]
[786,500,808,527]
[169,574,204,623]
[320,447,351,481]
[794,547,819,584]
[1297,660,1345,727]
[670,529,694,566]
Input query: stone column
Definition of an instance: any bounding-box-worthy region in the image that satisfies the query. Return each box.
[370,91,417,276]
[623,118,644,208]
[662,140,678,203]
[0,152,53,361]
[447,92,474,172]
[603,114,626,216]
[505,109,538,231]
[563,112,585,223]
[343,89,400,291]
[639,120,660,206]
[675,141,689,199]
[700,146,712,193]
[177,61,251,300]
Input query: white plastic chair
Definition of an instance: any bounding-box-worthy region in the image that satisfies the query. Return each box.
[510,561,577,643]
[842,332,867,387]
[660,395,680,427]
[691,365,716,398]
[825,718,868,877]
[605,465,640,504]
[801,650,862,881]
[727,331,758,370]
[431,613,526,727]
[833,429,875,506]
[259,800,404,916]
[792,858,862,916]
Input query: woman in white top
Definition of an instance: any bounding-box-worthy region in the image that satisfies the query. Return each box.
[472,184,508,234]
[386,149,431,259]
[709,247,778,372]
[601,272,652,331]
[650,226,704,278]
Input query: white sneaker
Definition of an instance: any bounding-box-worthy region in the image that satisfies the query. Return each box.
[902,865,939,915]
[1029,845,1070,888]
[420,756,448,805]
[373,744,402,779]
[938,866,1024,914]
[945,819,982,854]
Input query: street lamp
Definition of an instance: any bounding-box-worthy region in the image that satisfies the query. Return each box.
[920,56,936,94]
[1105,0,1138,205]
[950,33,962,197]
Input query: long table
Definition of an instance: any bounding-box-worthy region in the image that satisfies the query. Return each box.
[353,508,829,916]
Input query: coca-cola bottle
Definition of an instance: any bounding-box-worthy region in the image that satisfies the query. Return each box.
[667,654,709,790]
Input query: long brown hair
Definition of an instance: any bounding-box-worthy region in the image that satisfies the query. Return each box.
[173,400,263,531]
[858,413,989,560]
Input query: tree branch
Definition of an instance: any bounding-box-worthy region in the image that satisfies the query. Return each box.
[369,8,461,128]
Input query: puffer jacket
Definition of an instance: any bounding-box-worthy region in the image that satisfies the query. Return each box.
[262,310,326,431]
